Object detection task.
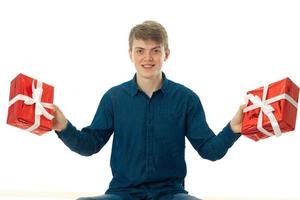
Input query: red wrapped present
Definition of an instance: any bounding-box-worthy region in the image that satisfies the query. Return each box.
[241,77,299,141]
[7,73,54,135]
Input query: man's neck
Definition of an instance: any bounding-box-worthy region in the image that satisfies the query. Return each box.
[136,73,163,98]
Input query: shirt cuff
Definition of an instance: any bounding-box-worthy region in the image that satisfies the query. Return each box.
[55,120,74,141]
[224,122,241,142]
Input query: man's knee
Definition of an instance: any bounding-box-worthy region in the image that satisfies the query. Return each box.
[76,194,123,200]
[172,193,201,200]
[76,197,90,200]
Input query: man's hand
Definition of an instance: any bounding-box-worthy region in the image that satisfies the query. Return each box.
[230,104,247,133]
[51,104,68,132]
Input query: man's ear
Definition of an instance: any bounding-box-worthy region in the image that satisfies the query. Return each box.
[128,49,133,62]
[164,49,170,61]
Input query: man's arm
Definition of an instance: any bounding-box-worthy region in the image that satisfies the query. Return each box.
[186,93,244,161]
[52,92,114,156]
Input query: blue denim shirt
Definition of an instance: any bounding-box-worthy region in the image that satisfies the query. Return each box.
[57,73,240,198]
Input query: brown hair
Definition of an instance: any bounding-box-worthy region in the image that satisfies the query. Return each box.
[129,20,169,51]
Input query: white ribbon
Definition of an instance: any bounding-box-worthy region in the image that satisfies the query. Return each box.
[8,80,54,132]
[244,85,298,137]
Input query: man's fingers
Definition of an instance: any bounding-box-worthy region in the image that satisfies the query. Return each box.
[48,104,57,110]
[238,104,247,115]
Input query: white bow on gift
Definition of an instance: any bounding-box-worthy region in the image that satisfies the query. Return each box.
[8,80,54,132]
[243,85,298,137]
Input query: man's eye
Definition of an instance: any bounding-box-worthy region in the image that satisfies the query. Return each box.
[153,49,161,53]
[136,49,143,54]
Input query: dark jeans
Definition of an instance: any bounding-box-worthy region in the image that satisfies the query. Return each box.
[77,193,201,200]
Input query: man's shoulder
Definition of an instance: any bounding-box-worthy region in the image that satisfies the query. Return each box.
[168,79,197,96]
[105,79,132,96]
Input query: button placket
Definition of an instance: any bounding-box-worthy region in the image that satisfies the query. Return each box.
[146,95,156,177]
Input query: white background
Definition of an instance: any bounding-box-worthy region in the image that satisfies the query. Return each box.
[0,0,300,198]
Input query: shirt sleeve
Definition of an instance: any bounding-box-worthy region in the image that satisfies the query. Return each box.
[185,92,240,161]
[56,91,114,156]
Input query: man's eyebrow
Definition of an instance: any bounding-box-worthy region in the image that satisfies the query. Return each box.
[134,47,144,50]
[134,46,161,50]
[151,46,162,50]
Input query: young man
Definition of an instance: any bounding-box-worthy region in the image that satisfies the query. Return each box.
[52,21,244,200]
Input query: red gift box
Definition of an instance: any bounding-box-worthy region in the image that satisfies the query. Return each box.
[7,73,54,135]
[241,77,299,141]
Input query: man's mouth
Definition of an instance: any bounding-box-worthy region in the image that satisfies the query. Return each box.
[141,64,155,68]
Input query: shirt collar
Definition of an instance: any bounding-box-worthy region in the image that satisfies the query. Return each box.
[130,72,169,96]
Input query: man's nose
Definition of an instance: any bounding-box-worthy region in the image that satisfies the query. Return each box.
[144,51,154,61]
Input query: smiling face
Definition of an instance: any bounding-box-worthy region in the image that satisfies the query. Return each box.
[129,39,170,80]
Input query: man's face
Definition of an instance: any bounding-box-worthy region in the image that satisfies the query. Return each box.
[129,39,170,79]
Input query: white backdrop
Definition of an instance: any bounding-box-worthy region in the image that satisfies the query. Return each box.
[0,0,300,198]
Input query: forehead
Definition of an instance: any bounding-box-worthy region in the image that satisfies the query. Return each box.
[132,39,163,49]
